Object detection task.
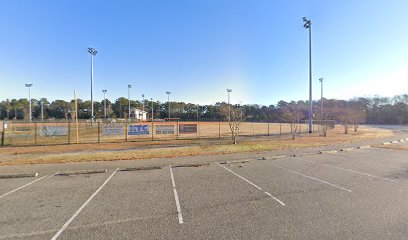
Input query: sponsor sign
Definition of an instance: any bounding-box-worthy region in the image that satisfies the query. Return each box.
[156,125,175,134]
[179,124,197,134]
[128,125,149,135]
[14,126,31,132]
[103,125,124,136]
[40,126,68,136]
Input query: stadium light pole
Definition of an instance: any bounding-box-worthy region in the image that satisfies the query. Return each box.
[142,94,145,119]
[166,91,171,119]
[227,89,232,120]
[303,17,313,133]
[128,85,132,121]
[88,47,97,126]
[319,78,324,120]
[102,90,107,119]
[151,98,154,122]
[25,83,33,122]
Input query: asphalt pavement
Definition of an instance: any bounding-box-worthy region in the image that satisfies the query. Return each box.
[1,143,408,239]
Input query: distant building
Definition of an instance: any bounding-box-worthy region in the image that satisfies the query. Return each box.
[131,108,147,121]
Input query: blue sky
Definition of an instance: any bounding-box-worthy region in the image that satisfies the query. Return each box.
[0,0,407,105]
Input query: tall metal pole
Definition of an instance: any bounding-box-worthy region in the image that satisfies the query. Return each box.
[102,90,107,119]
[41,100,44,121]
[128,85,132,121]
[227,89,232,120]
[142,94,145,113]
[25,84,33,122]
[151,98,154,121]
[88,48,97,126]
[319,78,323,120]
[303,17,313,133]
[166,91,171,119]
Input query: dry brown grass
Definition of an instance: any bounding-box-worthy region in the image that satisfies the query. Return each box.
[0,126,393,166]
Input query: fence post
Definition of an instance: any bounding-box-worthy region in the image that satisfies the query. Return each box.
[151,120,154,141]
[176,120,179,140]
[34,122,37,145]
[125,122,128,142]
[97,122,101,143]
[1,121,5,146]
[268,122,270,136]
[252,121,255,136]
[218,121,221,139]
[68,121,71,144]
[280,123,282,136]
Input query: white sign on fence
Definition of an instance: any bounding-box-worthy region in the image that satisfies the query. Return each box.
[128,125,150,135]
[155,125,175,134]
[40,126,68,136]
[103,125,124,136]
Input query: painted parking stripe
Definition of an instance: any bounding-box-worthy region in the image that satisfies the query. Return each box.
[332,153,408,171]
[293,158,396,182]
[217,163,285,206]
[50,168,119,240]
[169,165,184,224]
[0,174,50,200]
[271,163,352,192]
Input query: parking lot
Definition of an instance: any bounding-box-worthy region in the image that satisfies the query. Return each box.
[1,146,408,239]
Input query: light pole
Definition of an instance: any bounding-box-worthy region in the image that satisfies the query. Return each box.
[102,90,107,120]
[128,85,132,120]
[226,89,232,120]
[166,91,171,119]
[88,47,97,126]
[40,100,49,122]
[303,17,313,133]
[142,94,145,113]
[151,98,154,122]
[319,78,323,120]
[25,83,33,122]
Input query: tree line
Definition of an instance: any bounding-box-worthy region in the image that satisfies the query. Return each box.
[0,94,407,125]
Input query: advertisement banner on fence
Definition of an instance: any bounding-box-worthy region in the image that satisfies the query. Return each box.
[156,125,175,134]
[103,125,124,136]
[40,126,68,136]
[179,124,197,134]
[128,125,150,135]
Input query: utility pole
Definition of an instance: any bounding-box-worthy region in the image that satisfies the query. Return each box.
[151,98,154,121]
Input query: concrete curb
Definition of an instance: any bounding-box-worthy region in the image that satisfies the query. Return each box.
[382,142,391,145]
[319,150,338,154]
[357,145,371,149]
[57,169,107,176]
[340,147,356,152]
[172,162,210,168]
[391,140,400,143]
[220,160,251,164]
[0,172,39,179]
[257,155,287,161]
[293,152,316,157]
[119,166,163,171]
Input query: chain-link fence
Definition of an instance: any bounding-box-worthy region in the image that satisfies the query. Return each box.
[0,121,312,146]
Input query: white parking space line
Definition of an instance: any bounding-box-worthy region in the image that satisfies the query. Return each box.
[50,168,119,240]
[217,163,285,206]
[333,154,408,171]
[271,164,352,192]
[294,158,396,182]
[0,174,50,200]
[169,166,184,224]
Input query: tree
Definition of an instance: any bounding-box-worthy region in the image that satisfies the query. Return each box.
[281,101,304,140]
[220,104,244,144]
